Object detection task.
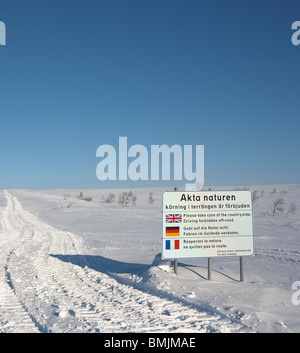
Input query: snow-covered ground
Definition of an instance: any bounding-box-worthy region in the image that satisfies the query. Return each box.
[0,184,299,333]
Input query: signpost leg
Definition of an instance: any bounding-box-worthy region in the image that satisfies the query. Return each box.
[174,259,178,275]
[240,256,244,282]
[173,187,178,275]
[208,258,212,280]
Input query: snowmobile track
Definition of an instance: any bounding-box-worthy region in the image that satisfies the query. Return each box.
[0,191,248,333]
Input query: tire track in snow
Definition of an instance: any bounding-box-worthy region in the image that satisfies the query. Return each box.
[0,191,247,333]
[255,248,300,263]
[0,192,40,333]
[0,280,40,333]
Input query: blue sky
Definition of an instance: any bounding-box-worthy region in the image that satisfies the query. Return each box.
[0,0,299,189]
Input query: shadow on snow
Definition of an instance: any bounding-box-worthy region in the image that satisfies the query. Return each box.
[49,253,247,329]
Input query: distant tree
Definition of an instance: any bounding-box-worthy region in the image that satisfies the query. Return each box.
[82,196,92,202]
[77,191,92,201]
[132,193,137,206]
[127,191,137,206]
[105,193,115,203]
[118,191,137,207]
[272,198,285,217]
[286,202,297,216]
[119,192,126,207]
[148,192,155,205]
[251,190,259,205]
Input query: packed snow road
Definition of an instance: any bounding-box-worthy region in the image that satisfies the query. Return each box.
[0,191,247,333]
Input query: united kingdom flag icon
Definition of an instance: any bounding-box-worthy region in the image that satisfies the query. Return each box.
[165,214,182,223]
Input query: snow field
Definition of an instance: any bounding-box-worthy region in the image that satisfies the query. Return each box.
[0,184,299,333]
[0,190,247,333]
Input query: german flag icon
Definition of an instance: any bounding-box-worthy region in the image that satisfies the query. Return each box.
[165,226,180,236]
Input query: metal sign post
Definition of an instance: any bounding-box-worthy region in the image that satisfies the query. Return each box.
[173,187,178,275]
[207,258,212,280]
[240,256,245,282]
[174,259,178,275]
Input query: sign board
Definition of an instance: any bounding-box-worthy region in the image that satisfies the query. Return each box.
[162,190,254,259]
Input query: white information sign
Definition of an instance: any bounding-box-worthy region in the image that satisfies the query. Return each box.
[162,190,254,259]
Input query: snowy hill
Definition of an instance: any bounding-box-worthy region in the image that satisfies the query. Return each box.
[0,185,299,333]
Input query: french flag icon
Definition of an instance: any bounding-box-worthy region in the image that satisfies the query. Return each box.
[165,239,180,250]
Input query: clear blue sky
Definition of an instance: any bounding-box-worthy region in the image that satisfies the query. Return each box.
[0,0,299,189]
